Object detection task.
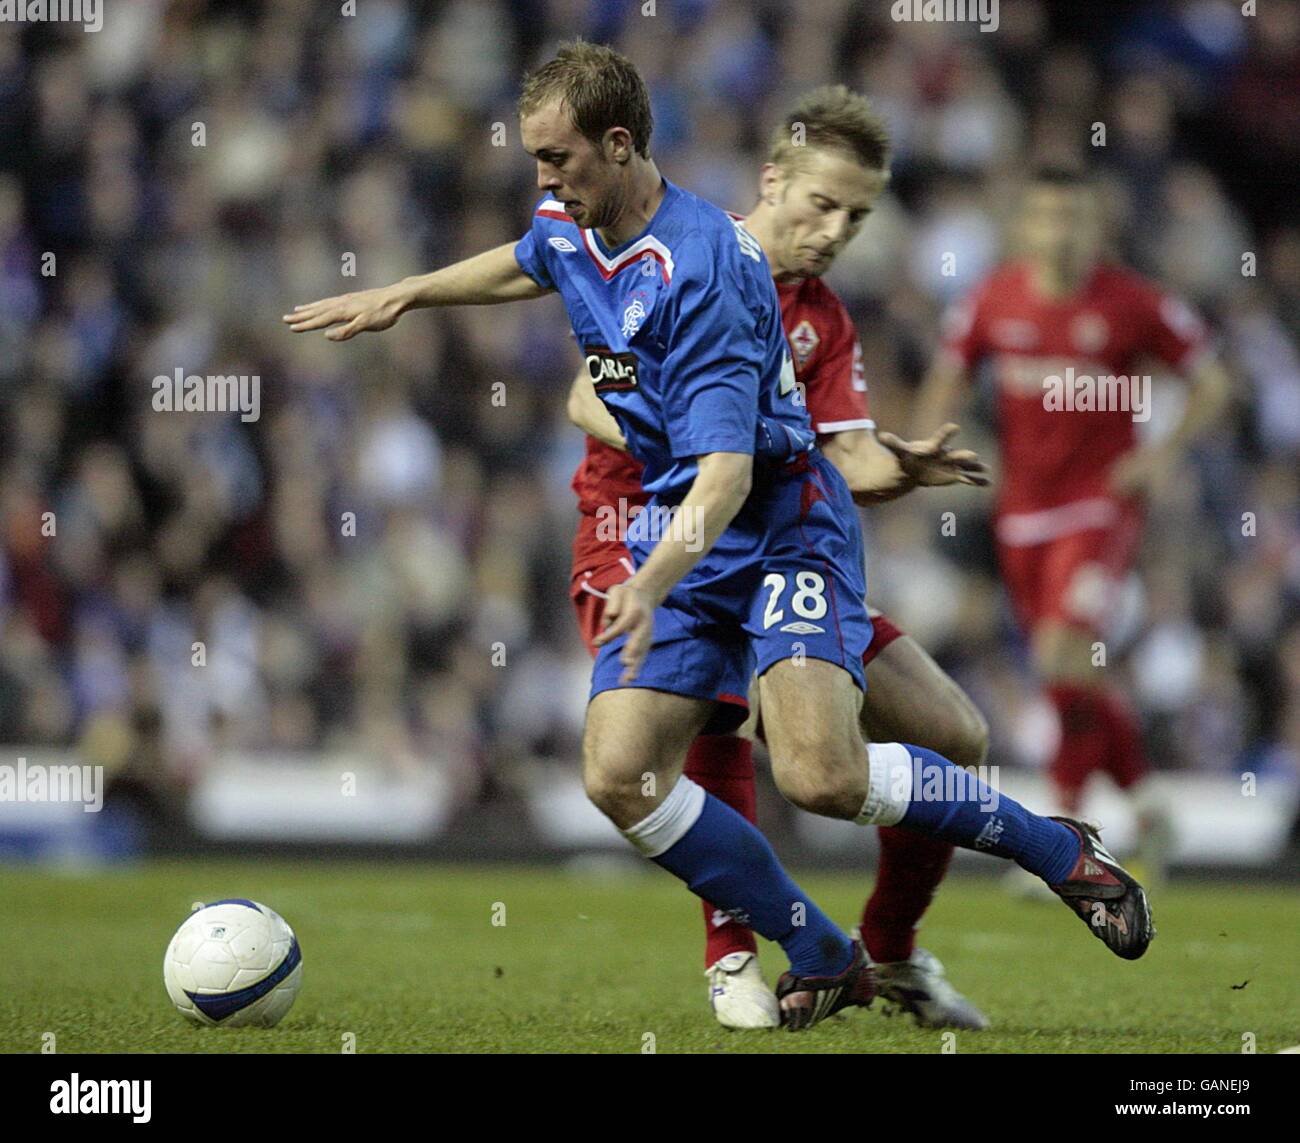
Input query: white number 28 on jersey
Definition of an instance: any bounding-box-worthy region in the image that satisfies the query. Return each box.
[762,571,828,628]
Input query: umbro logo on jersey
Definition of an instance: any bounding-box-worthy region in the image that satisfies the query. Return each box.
[780,621,825,635]
[548,236,577,252]
[584,345,639,393]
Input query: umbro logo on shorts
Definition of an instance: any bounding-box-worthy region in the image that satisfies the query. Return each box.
[780,621,825,635]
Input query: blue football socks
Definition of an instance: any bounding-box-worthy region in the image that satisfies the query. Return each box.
[896,745,1080,883]
[652,792,853,977]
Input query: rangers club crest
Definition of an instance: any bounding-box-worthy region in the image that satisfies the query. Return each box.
[789,319,819,369]
[621,289,650,337]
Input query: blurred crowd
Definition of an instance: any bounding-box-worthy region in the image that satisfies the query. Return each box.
[2,0,1298,818]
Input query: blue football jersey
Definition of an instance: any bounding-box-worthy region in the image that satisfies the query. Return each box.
[514,178,814,503]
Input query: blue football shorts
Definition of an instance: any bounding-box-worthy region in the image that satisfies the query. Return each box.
[590,450,873,731]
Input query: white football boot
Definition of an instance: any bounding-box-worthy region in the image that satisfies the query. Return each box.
[706,951,781,1029]
[873,947,990,1030]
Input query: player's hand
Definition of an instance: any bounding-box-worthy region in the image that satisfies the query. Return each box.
[1108,444,1177,499]
[875,423,990,488]
[593,579,655,684]
[282,284,410,341]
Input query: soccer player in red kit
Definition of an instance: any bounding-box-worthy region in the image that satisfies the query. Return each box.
[569,87,992,1030]
[915,168,1230,882]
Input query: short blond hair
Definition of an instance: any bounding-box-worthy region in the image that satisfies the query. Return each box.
[518,39,653,158]
[768,85,890,175]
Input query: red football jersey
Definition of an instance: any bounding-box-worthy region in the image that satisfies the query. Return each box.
[940,260,1207,516]
[570,273,872,573]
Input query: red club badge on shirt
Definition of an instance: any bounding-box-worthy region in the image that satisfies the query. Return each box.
[789,319,820,370]
[1070,312,1109,355]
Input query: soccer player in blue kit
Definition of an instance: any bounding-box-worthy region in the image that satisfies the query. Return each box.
[286,41,1154,1030]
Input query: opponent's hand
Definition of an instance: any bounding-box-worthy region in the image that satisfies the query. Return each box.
[282,284,409,341]
[875,423,990,488]
[592,579,655,684]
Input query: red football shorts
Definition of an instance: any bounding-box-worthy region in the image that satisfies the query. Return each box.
[996,499,1143,635]
[862,609,905,666]
[571,546,638,658]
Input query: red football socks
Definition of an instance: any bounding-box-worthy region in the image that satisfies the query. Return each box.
[860,826,954,965]
[1046,682,1148,808]
[683,735,759,966]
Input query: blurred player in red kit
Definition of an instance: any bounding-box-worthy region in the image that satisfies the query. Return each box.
[568,86,993,1030]
[915,168,1230,885]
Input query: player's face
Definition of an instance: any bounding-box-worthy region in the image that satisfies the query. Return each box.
[764,150,886,278]
[1020,185,1102,271]
[521,100,623,231]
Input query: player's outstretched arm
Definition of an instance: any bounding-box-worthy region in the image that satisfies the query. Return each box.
[594,451,752,682]
[1112,356,1232,499]
[566,366,628,450]
[823,424,989,505]
[282,242,549,341]
[1109,354,1232,498]
[1162,354,1231,453]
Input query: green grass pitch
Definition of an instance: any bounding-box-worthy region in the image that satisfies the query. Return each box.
[1,860,1294,1053]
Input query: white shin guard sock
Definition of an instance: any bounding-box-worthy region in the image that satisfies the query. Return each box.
[855,742,915,827]
[622,775,707,858]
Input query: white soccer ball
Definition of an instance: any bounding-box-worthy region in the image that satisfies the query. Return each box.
[163,899,303,1027]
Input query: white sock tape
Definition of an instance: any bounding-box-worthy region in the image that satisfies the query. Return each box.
[855,742,914,827]
[623,775,707,858]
